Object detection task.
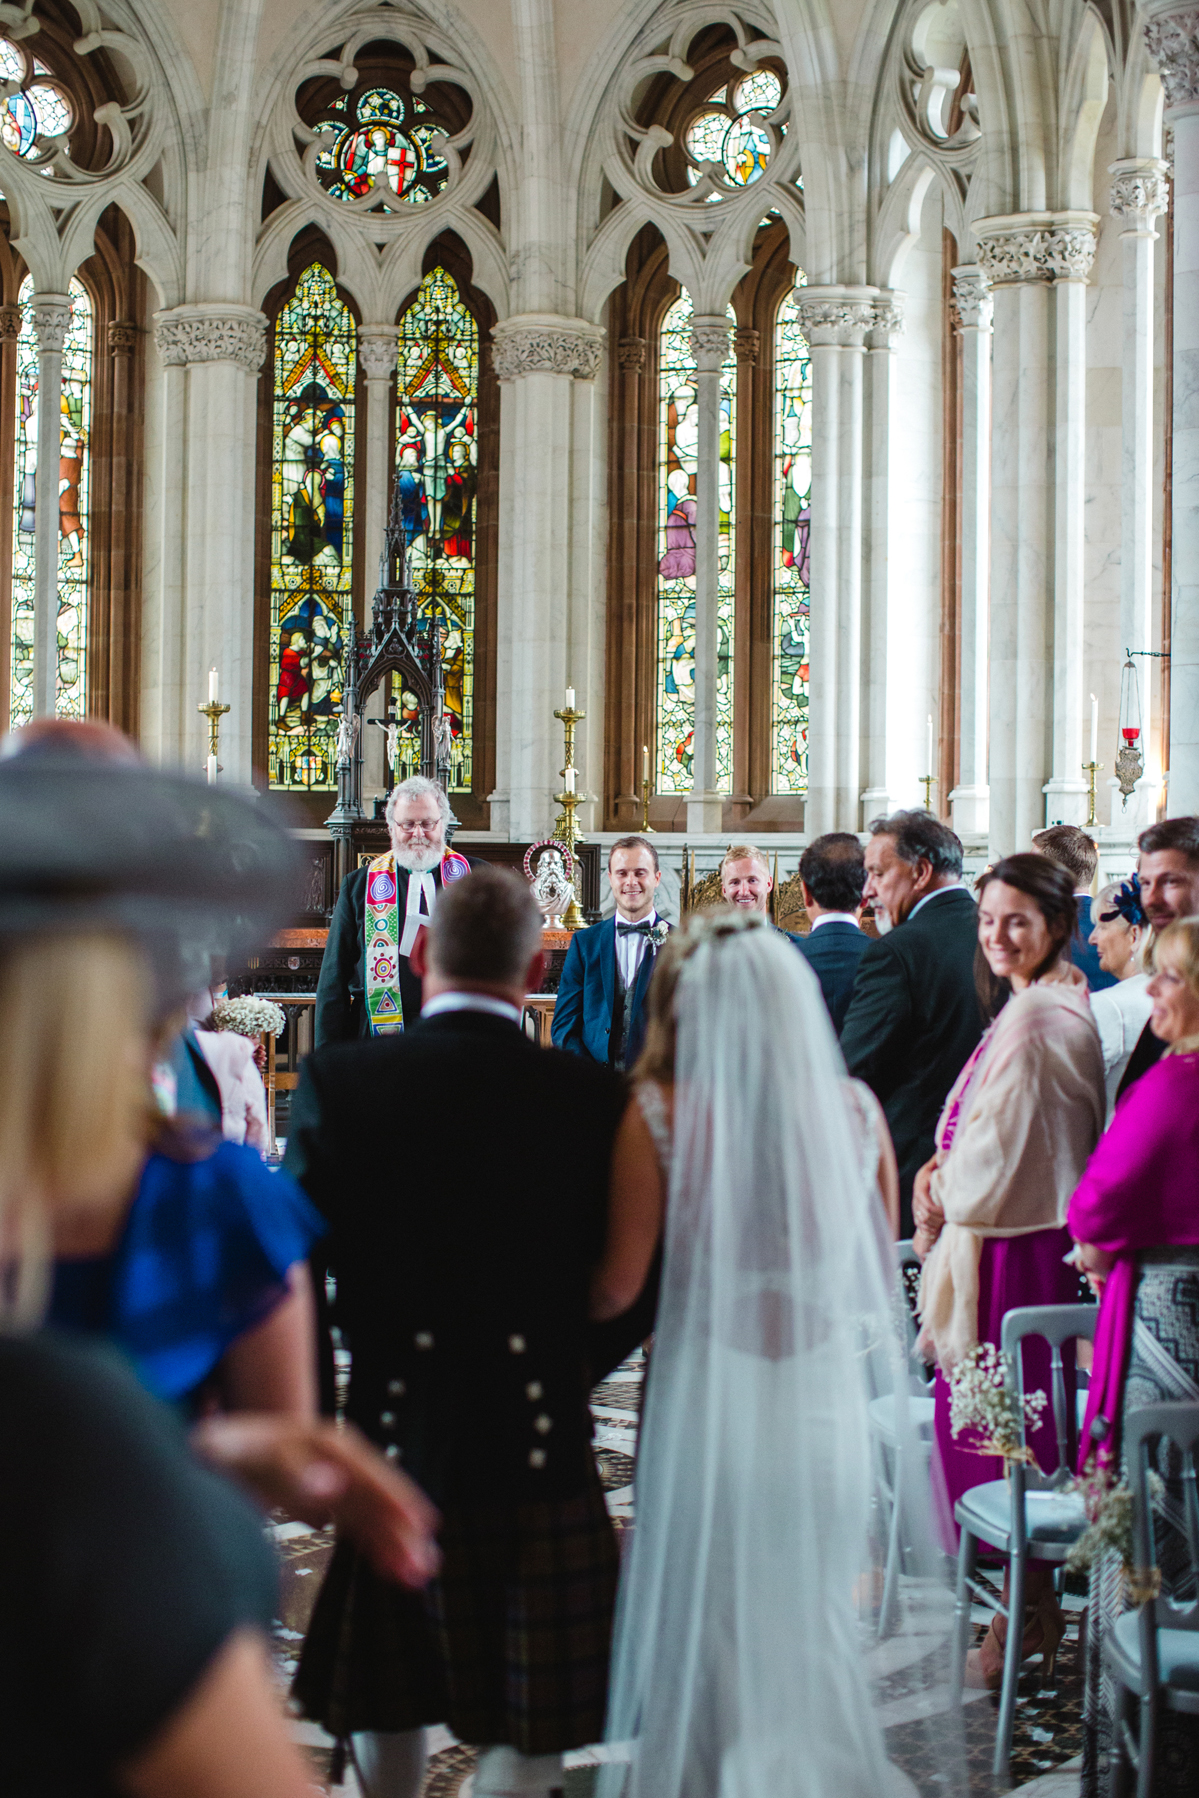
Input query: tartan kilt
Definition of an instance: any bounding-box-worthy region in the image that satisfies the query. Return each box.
[293,1460,618,1754]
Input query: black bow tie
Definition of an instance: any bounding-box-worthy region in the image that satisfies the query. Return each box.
[617,920,654,937]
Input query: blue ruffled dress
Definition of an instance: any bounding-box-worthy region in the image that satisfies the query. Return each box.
[48,1137,325,1406]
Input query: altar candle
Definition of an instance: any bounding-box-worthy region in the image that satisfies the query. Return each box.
[565,685,575,710]
[565,767,576,794]
[642,743,650,787]
[1090,694,1098,765]
[206,754,218,785]
[926,714,933,775]
[209,667,219,703]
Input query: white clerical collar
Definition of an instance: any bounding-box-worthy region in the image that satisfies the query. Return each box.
[908,881,966,920]
[421,991,523,1026]
[810,910,860,930]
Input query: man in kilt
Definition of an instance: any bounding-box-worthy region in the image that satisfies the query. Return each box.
[287,867,653,1798]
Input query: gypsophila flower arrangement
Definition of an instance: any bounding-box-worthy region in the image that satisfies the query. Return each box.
[211,996,287,1040]
[948,1342,1049,1465]
[1065,1464,1164,1594]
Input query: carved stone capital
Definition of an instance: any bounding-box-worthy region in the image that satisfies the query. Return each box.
[1143,6,1199,111]
[793,289,875,347]
[107,320,136,357]
[152,305,268,373]
[358,325,398,382]
[689,316,731,372]
[973,213,1099,285]
[951,264,993,331]
[491,315,605,382]
[867,295,904,349]
[0,303,21,344]
[32,295,71,355]
[617,334,646,373]
[733,326,760,364]
[1109,158,1171,233]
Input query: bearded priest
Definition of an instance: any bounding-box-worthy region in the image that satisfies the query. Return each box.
[315,775,475,1045]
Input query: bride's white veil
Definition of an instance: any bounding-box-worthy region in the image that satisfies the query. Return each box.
[602,912,962,1798]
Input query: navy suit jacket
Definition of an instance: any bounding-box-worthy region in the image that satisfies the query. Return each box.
[793,919,869,1035]
[1071,894,1117,992]
[551,915,670,1067]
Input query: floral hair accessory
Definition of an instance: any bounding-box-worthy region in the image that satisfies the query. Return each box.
[1098,874,1145,929]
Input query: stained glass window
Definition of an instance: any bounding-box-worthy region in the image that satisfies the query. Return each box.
[654,291,736,794]
[9,273,92,726]
[772,288,811,792]
[393,267,478,792]
[268,263,355,791]
[0,40,73,160]
[683,69,783,191]
[315,87,448,209]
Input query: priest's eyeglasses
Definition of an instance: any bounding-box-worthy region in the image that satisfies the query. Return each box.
[394,817,442,836]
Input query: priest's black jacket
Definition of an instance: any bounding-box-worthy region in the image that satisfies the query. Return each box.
[315,858,478,1046]
[284,1006,656,1504]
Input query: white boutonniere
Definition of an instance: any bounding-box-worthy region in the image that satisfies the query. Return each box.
[647,920,671,952]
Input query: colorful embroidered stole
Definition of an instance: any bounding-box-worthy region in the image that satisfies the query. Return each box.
[364,849,471,1036]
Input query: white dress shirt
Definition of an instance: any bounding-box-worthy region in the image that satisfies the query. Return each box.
[907,881,966,921]
[809,910,861,931]
[615,909,659,990]
[421,991,523,1025]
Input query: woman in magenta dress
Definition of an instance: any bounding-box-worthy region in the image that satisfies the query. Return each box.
[913,854,1105,1687]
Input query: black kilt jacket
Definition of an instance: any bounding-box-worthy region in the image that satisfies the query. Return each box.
[284,1008,653,1506]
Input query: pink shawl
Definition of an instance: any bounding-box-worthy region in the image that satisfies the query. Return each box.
[1068,1051,1199,1473]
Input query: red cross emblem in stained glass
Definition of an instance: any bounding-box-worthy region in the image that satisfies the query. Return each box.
[387,137,416,196]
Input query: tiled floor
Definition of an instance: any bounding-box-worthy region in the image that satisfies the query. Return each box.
[278,1348,1084,1795]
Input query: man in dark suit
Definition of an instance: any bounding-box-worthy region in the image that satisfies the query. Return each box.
[1116,815,1199,1099]
[552,835,670,1070]
[287,868,653,1798]
[315,775,474,1044]
[1032,824,1116,991]
[840,811,981,1236]
[792,832,868,1033]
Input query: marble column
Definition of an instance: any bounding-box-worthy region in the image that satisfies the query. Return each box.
[152,305,267,783]
[949,266,993,838]
[1110,158,1170,824]
[491,315,604,840]
[795,289,875,834]
[357,325,398,797]
[861,295,904,824]
[31,294,71,717]
[975,213,1098,854]
[1142,4,1199,812]
[687,315,731,834]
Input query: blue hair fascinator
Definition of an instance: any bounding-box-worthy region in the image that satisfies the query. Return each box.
[1098,874,1145,930]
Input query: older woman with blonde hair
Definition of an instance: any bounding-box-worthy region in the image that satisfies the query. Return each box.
[1070,914,1199,1796]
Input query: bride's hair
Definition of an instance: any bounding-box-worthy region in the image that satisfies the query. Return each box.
[632,906,767,1083]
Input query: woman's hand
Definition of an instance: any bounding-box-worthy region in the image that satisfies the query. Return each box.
[1074,1240,1115,1297]
[191,1414,441,1588]
[911,1153,944,1242]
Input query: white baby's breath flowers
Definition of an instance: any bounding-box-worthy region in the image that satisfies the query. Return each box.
[948,1342,1048,1464]
[211,995,287,1040]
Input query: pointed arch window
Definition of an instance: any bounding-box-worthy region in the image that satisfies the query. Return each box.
[395,266,478,793]
[771,289,811,792]
[9,272,92,725]
[267,262,356,791]
[655,290,737,793]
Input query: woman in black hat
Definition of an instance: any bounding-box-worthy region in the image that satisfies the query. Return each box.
[0,754,437,1797]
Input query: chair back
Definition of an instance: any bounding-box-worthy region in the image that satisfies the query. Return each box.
[1125,1402,1199,1637]
[1000,1302,1098,1472]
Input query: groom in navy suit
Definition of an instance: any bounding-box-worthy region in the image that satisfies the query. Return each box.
[552,836,670,1070]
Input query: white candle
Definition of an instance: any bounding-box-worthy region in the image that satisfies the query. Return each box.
[1089,693,1098,765]
[642,743,650,786]
[926,714,933,776]
[209,667,219,703]
[564,767,575,794]
[206,754,218,785]
[565,685,575,710]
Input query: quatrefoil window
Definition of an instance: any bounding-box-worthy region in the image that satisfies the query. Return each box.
[683,68,783,191]
[314,86,448,208]
[0,38,73,162]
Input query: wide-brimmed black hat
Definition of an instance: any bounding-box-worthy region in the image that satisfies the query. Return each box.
[0,759,301,1006]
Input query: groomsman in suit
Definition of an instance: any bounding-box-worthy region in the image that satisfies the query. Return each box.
[840,811,981,1236]
[792,833,868,1033]
[1033,824,1115,991]
[1116,816,1199,1098]
[719,843,798,937]
[552,836,670,1070]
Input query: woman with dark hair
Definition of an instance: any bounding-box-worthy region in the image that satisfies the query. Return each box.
[912,853,1105,1687]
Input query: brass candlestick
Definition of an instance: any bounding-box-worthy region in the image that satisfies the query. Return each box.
[919,774,936,811]
[552,704,589,930]
[1082,760,1101,829]
[198,698,231,781]
[639,776,656,833]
